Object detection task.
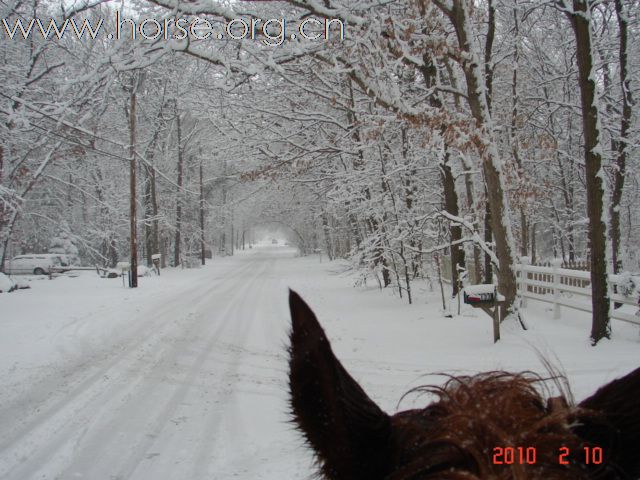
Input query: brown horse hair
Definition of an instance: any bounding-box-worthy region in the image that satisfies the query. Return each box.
[287,290,640,480]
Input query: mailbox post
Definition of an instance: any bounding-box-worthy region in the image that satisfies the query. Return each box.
[116,261,131,288]
[151,253,161,275]
[463,284,504,343]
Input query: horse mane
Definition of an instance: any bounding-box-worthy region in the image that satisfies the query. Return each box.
[287,290,640,480]
[389,372,591,479]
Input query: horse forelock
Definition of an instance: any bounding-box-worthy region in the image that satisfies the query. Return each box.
[387,372,594,479]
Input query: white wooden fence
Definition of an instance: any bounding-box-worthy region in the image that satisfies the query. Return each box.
[516,258,640,326]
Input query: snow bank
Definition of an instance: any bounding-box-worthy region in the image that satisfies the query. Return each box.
[0,249,637,480]
[0,273,16,293]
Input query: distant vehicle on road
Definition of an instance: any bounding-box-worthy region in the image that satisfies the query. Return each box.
[5,254,66,275]
[271,238,278,244]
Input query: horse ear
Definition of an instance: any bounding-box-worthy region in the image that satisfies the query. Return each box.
[288,290,391,480]
[576,366,640,478]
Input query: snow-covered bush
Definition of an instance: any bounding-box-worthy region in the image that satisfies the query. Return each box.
[137,265,153,277]
[0,273,17,293]
[615,272,638,298]
[49,227,80,265]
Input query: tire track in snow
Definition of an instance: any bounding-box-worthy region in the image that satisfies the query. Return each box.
[0,256,262,479]
[189,256,277,479]
[104,256,274,480]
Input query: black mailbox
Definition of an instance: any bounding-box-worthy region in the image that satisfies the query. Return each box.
[461,284,510,343]
[464,292,495,304]
[463,285,497,305]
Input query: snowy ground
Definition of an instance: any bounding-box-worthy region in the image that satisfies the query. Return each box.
[0,246,638,480]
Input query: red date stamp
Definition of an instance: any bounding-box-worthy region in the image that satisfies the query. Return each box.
[492,446,603,465]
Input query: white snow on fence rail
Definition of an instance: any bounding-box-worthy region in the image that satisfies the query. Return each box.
[516,257,640,326]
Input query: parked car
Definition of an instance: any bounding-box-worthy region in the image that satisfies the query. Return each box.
[4,254,63,275]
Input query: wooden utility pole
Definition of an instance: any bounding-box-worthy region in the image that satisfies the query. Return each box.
[129,75,138,288]
[174,103,183,267]
[199,157,206,266]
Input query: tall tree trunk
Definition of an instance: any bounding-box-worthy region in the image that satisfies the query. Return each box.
[220,158,227,255]
[108,238,118,269]
[444,58,482,284]
[436,0,518,312]
[463,162,483,284]
[230,194,234,256]
[143,143,160,268]
[142,103,166,268]
[401,127,422,279]
[0,145,5,272]
[143,166,155,267]
[555,152,577,261]
[321,211,334,261]
[346,78,390,286]
[441,152,465,297]
[510,1,529,258]
[530,223,537,264]
[566,0,610,344]
[609,0,632,275]
[484,0,496,111]
[484,193,493,284]
[420,54,466,296]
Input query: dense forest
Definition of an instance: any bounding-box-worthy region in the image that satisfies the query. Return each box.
[1,0,638,343]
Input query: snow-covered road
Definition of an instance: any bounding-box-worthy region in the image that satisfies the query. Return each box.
[1,246,638,480]
[0,248,312,479]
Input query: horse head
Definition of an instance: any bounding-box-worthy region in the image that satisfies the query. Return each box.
[288,290,640,479]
